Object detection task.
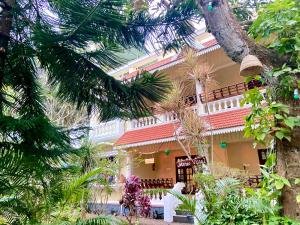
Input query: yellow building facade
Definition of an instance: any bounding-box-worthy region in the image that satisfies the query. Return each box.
[89,30,265,208]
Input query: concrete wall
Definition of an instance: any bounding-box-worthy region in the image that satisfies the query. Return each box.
[131,139,261,180]
[132,148,198,182]
[226,141,260,174]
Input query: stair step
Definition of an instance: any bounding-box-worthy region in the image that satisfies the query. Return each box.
[173,215,194,224]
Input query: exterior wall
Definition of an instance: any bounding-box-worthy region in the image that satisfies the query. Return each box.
[211,142,229,165]
[213,64,244,90]
[132,148,197,182]
[97,136,261,204]
[226,141,260,174]
[211,133,261,174]
[130,137,261,181]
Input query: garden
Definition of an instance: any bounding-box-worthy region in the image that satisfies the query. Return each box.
[0,0,300,224]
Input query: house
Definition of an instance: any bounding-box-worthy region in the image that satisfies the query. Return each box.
[88,30,265,214]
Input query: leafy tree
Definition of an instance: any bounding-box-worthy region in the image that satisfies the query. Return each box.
[142,0,300,219]
[0,0,198,224]
[177,0,300,219]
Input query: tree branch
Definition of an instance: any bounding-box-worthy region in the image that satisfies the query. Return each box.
[196,0,285,68]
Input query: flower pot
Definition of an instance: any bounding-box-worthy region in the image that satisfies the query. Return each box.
[219,142,227,149]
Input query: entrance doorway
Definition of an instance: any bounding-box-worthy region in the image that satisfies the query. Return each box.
[175,156,196,194]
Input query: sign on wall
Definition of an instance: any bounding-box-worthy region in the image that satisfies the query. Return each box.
[176,156,207,168]
[145,158,155,164]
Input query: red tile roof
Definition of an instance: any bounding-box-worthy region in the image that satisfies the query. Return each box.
[115,108,250,146]
[123,56,174,80]
[115,123,180,146]
[203,108,250,130]
[202,39,218,48]
[122,39,218,80]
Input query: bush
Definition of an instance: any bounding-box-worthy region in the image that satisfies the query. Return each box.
[120,175,151,224]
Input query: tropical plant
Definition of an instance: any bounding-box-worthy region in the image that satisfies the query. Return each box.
[155,48,220,166]
[0,0,198,223]
[119,175,151,225]
[0,163,124,225]
[167,153,300,225]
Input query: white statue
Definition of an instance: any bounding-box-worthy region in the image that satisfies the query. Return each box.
[163,182,185,222]
[194,189,207,225]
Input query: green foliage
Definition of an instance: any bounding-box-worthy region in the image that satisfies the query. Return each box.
[0,0,200,224]
[166,154,300,224]
[249,0,300,66]
[169,168,300,225]
[193,174,262,225]
[242,84,300,146]
[229,0,269,22]
[40,215,125,225]
[249,0,300,101]
[169,190,197,215]
[0,139,122,225]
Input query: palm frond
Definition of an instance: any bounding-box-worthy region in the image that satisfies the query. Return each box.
[62,167,111,203]
[36,38,170,120]
[168,190,196,214]
[215,178,241,196]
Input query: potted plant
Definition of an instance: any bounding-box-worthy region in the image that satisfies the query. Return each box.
[219,141,228,149]
[164,149,171,156]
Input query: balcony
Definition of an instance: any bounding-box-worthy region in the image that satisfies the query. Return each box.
[129,81,266,130]
[89,81,264,141]
[199,80,264,103]
[89,119,124,142]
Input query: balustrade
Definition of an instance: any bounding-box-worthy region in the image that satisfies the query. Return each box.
[205,94,248,114]
[142,178,174,202]
[89,119,123,141]
[246,175,263,188]
[199,81,265,103]
[141,178,174,189]
[130,112,179,129]
[90,82,264,138]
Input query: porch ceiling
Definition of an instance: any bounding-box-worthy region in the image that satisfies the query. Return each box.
[115,108,251,148]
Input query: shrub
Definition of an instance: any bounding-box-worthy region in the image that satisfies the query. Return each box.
[120,175,151,224]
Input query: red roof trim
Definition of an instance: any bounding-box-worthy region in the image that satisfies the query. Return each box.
[122,39,218,80]
[115,123,179,146]
[115,108,250,146]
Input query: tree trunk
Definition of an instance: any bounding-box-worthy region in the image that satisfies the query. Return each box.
[277,114,300,220]
[195,0,284,66]
[195,0,300,220]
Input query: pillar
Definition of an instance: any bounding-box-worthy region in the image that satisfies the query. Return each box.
[124,152,133,179]
[195,80,205,115]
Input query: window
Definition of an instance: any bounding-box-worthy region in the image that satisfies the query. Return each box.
[258,149,268,165]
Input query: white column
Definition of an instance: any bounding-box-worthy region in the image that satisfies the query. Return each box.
[124,152,133,179]
[195,80,205,115]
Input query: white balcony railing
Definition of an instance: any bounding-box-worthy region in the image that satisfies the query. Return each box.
[130,112,178,130]
[89,93,252,142]
[203,94,249,114]
[129,94,250,130]
[89,119,124,142]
